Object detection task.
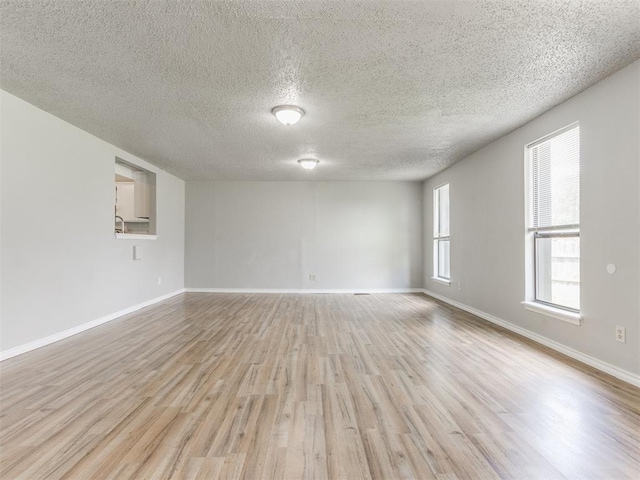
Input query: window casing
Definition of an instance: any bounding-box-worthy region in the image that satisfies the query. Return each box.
[433,183,450,281]
[527,124,580,312]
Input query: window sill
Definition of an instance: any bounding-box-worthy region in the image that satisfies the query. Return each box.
[115,233,158,240]
[431,277,451,286]
[521,301,581,325]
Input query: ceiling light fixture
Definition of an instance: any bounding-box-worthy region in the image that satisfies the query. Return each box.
[272,105,305,125]
[298,158,319,170]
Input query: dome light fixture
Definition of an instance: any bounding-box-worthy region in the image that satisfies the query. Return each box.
[271,105,305,125]
[298,158,319,170]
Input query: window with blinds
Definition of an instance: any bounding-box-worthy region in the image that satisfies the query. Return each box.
[433,183,450,280]
[527,124,580,312]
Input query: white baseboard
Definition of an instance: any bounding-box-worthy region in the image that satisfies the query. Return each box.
[185,288,423,294]
[422,289,640,388]
[0,289,186,362]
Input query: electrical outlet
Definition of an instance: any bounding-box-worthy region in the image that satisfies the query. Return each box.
[457,282,463,292]
[309,274,316,281]
[615,326,626,343]
[157,277,162,285]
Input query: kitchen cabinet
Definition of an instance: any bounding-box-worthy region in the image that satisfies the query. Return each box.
[115,182,135,221]
[133,172,151,219]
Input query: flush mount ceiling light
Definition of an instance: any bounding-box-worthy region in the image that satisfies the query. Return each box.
[298,158,319,170]
[271,105,305,125]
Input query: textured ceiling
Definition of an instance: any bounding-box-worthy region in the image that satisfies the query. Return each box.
[1,1,639,181]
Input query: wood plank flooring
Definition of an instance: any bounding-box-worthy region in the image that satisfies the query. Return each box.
[1,293,639,479]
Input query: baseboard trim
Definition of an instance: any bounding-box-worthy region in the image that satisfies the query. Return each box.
[422,289,640,388]
[0,288,186,362]
[185,288,423,294]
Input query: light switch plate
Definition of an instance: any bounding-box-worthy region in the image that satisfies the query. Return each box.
[615,326,626,343]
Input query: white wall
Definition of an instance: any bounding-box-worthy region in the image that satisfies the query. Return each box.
[1,91,185,353]
[423,61,640,376]
[186,181,423,290]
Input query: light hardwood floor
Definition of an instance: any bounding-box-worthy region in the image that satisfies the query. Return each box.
[1,293,639,479]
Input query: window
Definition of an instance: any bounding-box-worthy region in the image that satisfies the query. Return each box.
[115,158,157,238]
[433,183,450,281]
[526,124,580,313]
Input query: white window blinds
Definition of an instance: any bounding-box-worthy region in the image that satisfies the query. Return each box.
[529,125,580,230]
[435,184,450,236]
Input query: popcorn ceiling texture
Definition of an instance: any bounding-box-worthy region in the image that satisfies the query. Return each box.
[1,0,638,181]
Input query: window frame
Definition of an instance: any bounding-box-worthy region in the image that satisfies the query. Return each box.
[524,123,581,318]
[533,229,580,313]
[433,183,451,283]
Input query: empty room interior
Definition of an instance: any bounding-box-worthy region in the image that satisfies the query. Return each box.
[1,1,639,479]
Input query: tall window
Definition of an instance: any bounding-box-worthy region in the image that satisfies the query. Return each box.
[527,124,580,312]
[433,183,450,281]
